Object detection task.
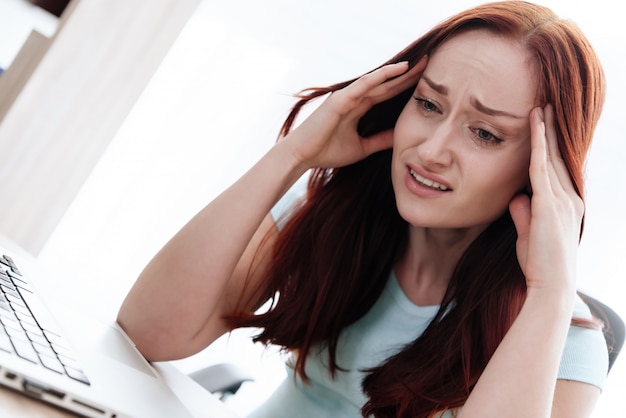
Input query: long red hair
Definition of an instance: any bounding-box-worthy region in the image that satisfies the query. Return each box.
[229,1,605,417]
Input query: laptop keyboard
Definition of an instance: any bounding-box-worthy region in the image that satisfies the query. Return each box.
[0,254,90,385]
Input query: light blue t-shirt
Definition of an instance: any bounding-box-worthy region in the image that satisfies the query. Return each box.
[248,188,609,418]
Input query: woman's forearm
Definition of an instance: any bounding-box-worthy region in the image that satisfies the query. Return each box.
[459,289,575,418]
[117,139,308,360]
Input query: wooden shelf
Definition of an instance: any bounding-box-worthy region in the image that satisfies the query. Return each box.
[0,30,51,121]
[0,0,58,70]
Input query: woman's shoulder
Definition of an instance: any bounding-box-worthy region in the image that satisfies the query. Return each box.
[271,177,308,229]
[558,294,609,390]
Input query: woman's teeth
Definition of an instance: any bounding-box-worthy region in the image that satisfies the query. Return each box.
[410,169,449,191]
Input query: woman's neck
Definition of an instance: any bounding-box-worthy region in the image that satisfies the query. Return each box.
[395,225,485,306]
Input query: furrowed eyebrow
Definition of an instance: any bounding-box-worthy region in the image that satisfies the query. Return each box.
[421,75,526,119]
[469,97,525,119]
[422,76,448,95]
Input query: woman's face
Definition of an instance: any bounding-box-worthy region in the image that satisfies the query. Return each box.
[391,29,537,232]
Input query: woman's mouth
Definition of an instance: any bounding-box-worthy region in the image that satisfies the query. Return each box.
[409,168,450,191]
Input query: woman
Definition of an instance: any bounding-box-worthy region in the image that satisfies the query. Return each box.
[117,1,608,417]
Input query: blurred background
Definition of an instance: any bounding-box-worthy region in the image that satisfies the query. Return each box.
[1,0,624,416]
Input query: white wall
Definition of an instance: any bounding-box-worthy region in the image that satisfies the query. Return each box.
[37,1,626,416]
[0,0,202,253]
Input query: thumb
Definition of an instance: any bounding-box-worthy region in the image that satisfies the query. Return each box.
[361,129,394,156]
[509,193,531,238]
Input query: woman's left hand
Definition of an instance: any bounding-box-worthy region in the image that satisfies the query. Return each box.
[509,105,584,296]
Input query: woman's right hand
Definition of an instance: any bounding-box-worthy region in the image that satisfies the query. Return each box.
[283,57,428,170]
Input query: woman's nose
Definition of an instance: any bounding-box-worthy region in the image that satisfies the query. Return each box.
[417,122,454,168]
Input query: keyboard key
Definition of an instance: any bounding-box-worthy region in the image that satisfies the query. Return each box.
[13,340,39,363]
[5,325,29,343]
[64,366,90,385]
[0,276,12,288]
[51,343,75,360]
[11,302,33,319]
[0,330,14,353]
[58,354,81,370]
[32,341,55,356]
[6,296,28,311]
[18,289,64,336]
[8,272,31,292]
[20,320,44,337]
[0,285,19,299]
[0,300,12,313]
[40,355,66,374]
[26,330,50,347]
[0,315,22,331]
[0,256,11,269]
[15,312,38,330]
[46,332,70,349]
[0,275,16,288]
[1,255,22,275]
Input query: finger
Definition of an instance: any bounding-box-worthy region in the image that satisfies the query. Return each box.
[509,193,531,269]
[360,128,394,155]
[543,104,576,194]
[528,107,551,196]
[345,61,412,100]
[327,62,412,116]
[366,56,428,101]
[347,57,428,120]
[509,193,531,238]
[342,57,428,113]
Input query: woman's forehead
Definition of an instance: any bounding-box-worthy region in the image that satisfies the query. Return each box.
[424,30,538,111]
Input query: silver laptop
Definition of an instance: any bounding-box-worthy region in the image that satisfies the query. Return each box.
[0,242,213,418]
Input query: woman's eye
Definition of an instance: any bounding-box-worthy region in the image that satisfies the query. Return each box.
[477,129,494,140]
[413,96,439,114]
[471,128,503,146]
